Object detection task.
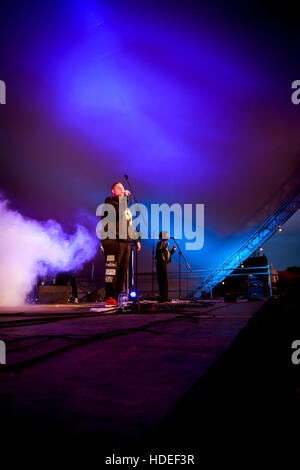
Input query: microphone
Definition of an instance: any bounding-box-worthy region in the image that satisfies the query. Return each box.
[124,174,129,181]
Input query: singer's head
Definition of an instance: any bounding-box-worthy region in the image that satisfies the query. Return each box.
[111,182,130,198]
[111,182,125,197]
[159,231,170,241]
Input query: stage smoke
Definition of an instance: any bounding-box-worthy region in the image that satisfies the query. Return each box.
[0,198,98,306]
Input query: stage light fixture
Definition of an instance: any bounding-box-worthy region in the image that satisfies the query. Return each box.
[129,290,137,299]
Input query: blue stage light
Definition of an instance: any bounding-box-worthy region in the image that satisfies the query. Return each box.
[129,290,137,299]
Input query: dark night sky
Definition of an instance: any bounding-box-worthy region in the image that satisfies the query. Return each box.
[0,0,299,271]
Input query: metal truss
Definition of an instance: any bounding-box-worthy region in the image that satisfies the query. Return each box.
[193,184,300,297]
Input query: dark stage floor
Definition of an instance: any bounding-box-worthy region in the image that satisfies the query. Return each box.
[0,297,299,466]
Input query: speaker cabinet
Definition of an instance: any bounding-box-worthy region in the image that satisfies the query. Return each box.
[38,286,69,304]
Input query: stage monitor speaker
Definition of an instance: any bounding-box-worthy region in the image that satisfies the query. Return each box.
[80,288,105,302]
[39,286,69,304]
[224,293,237,302]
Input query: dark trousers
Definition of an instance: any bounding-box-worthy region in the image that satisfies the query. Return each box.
[102,239,131,300]
[157,262,168,301]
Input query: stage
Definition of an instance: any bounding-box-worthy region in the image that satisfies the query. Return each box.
[1,297,298,465]
[1,1,300,466]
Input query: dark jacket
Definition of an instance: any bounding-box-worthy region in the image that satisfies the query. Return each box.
[102,196,140,243]
[155,241,176,264]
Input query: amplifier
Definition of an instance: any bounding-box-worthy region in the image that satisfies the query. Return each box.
[38,286,69,304]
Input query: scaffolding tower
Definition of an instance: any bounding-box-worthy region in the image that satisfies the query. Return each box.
[193,184,300,297]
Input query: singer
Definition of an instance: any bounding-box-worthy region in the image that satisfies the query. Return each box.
[155,231,177,302]
[101,182,141,307]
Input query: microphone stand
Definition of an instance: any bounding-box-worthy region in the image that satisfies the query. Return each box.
[171,237,192,300]
[124,175,148,227]
[152,230,155,296]
[123,175,148,294]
